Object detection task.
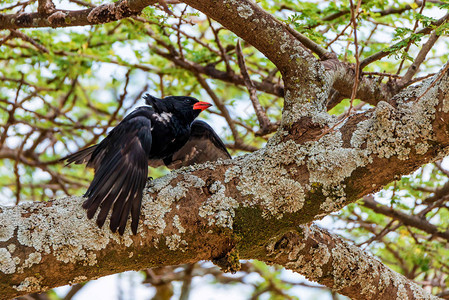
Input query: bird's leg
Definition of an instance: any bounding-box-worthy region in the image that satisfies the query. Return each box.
[146,176,154,188]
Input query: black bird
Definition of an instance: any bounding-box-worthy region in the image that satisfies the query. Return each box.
[62,94,231,235]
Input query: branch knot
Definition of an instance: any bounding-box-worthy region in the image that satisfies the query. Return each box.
[48,11,68,27]
[87,2,136,24]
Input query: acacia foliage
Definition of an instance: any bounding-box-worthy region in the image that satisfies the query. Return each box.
[1,0,449,298]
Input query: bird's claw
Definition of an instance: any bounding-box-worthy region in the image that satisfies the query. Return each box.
[145,177,155,188]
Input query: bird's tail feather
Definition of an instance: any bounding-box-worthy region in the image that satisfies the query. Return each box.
[110,169,138,232]
[83,151,123,218]
[95,165,130,228]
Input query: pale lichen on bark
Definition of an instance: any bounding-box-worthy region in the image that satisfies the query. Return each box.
[141,172,188,235]
[0,195,136,280]
[234,146,306,218]
[172,215,185,234]
[2,1,449,299]
[198,181,238,228]
[0,248,15,274]
[14,276,44,293]
[266,226,439,300]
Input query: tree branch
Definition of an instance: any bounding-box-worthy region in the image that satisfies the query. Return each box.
[300,0,433,30]
[182,0,328,115]
[0,0,157,29]
[236,40,275,135]
[0,196,437,300]
[151,48,284,97]
[2,63,449,299]
[1,0,397,113]
[265,226,438,300]
[362,195,449,241]
[360,12,449,69]
[400,31,440,85]
[10,29,49,53]
[37,0,55,14]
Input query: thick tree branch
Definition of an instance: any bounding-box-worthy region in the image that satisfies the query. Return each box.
[37,0,55,14]
[323,59,397,106]
[183,0,313,76]
[0,0,157,29]
[2,64,449,299]
[265,226,438,300]
[182,0,328,116]
[0,196,437,300]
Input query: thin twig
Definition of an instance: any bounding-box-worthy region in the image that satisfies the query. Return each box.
[10,29,49,53]
[63,283,86,300]
[326,22,351,49]
[360,12,449,69]
[348,0,362,104]
[283,23,334,60]
[359,24,378,55]
[209,18,233,74]
[159,74,165,98]
[236,40,274,135]
[15,132,32,204]
[175,5,188,60]
[0,33,13,47]
[362,71,401,78]
[195,74,243,144]
[302,0,429,30]
[68,0,95,8]
[0,1,30,12]
[179,264,194,300]
[396,0,427,75]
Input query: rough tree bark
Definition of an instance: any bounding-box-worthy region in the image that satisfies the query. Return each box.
[1,0,448,299]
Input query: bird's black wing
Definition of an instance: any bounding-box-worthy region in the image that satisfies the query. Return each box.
[164,120,231,169]
[80,111,152,235]
[60,145,99,168]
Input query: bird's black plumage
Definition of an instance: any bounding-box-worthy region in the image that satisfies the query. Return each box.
[62,94,231,235]
[163,120,231,169]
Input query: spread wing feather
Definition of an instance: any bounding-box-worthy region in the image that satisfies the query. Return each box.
[60,145,96,166]
[83,133,149,234]
[65,114,152,235]
[166,120,231,169]
[60,144,109,171]
[61,115,230,235]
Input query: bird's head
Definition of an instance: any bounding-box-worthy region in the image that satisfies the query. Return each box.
[144,94,212,122]
[144,94,166,113]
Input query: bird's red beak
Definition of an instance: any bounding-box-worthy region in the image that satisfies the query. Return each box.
[193,101,212,112]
